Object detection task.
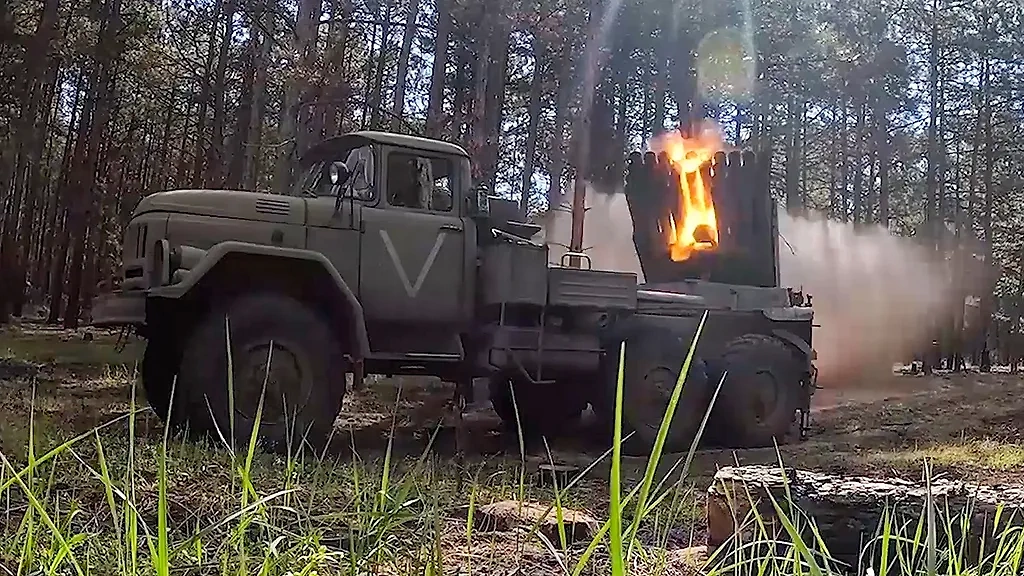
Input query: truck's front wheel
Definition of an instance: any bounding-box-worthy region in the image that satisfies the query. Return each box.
[176,293,347,453]
[141,336,185,428]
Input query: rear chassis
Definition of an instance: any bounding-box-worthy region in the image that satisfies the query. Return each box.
[471,235,817,440]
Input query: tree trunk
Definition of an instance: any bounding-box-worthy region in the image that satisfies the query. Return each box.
[191,0,224,188]
[923,0,940,247]
[851,95,867,224]
[546,38,574,207]
[519,36,545,217]
[481,18,511,193]
[368,0,395,129]
[837,96,849,221]
[425,0,451,137]
[227,25,256,189]
[390,0,421,131]
[979,46,993,373]
[450,42,469,142]
[784,94,800,213]
[207,0,237,187]
[0,0,61,322]
[246,5,273,191]
[467,6,493,178]
[63,0,122,329]
[322,0,351,138]
[273,0,321,192]
[652,55,666,137]
[876,102,890,227]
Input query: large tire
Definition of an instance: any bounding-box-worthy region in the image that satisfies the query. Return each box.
[595,323,712,455]
[489,375,587,443]
[140,337,186,428]
[176,293,348,453]
[706,334,804,448]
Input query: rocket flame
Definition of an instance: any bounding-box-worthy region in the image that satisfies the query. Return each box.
[650,123,724,262]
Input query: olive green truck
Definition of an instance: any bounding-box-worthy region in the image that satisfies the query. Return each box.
[90,130,816,454]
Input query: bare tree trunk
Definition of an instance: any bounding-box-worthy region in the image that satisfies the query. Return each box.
[191,0,224,187]
[273,0,321,192]
[851,95,867,224]
[0,0,61,322]
[481,17,510,193]
[652,55,666,135]
[425,0,451,137]
[519,36,545,216]
[979,41,993,372]
[450,42,469,142]
[875,102,890,227]
[63,0,122,329]
[546,39,574,207]
[390,0,421,131]
[246,5,273,190]
[207,0,237,186]
[322,0,351,137]
[837,96,849,221]
[227,27,256,189]
[784,94,800,213]
[368,0,395,129]
[923,0,940,248]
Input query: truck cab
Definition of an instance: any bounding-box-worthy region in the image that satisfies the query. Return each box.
[293,133,485,374]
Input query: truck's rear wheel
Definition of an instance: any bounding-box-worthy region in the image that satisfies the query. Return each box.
[707,334,803,448]
[176,293,347,453]
[489,375,587,443]
[596,324,712,455]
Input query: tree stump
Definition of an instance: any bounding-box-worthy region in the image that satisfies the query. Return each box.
[706,465,1024,570]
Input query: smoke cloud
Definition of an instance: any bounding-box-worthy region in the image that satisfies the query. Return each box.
[537,186,965,388]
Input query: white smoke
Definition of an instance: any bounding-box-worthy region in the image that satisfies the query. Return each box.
[535,185,644,279]
[537,185,963,388]
[776,210,961,386]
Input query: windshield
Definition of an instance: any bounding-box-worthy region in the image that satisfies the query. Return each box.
[292,144,376,201]
[293,162,327,197]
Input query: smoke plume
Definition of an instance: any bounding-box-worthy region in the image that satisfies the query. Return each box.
[537,187,964,388]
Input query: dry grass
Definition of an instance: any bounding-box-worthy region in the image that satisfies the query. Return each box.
[2,321,1024,574]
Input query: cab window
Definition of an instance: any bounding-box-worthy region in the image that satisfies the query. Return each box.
[387,151,453,213]
[298,145,376,201]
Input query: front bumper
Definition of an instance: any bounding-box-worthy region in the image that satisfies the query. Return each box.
[89,290,147,327]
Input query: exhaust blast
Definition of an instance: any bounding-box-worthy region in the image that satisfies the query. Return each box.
[776,211,964,388]
[538,187,968,389]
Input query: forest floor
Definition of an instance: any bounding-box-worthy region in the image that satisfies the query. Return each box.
[2,320,1024,574]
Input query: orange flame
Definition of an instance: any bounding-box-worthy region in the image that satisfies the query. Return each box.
[649,123,724,262]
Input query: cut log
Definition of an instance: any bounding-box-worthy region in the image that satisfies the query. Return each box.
[706,465,1024,570]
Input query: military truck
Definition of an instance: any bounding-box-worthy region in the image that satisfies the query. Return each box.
[90,130,816,454]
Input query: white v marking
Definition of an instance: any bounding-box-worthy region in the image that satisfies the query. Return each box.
[379,229,446,298]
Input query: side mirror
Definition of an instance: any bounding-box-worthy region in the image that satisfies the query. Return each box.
[329,161,350,186]
[467,184,490,217]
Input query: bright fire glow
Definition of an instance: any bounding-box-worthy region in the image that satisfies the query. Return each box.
[649,123,725,262]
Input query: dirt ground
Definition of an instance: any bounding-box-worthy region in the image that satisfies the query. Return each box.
[1,320,1023,573]
[2,321,1021,481]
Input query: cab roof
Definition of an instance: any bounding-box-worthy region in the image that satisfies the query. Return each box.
[299,131,470,165]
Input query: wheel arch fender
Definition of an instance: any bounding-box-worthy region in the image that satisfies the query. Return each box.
[770,328,814,371]
[149,241,370,359]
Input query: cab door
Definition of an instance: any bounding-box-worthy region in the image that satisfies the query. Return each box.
[359,148,465,325]
[304,146,376,292]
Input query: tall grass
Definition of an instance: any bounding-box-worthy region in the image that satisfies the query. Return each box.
[2,314,1024,575]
